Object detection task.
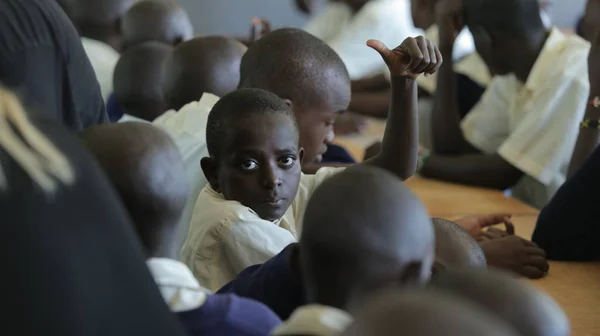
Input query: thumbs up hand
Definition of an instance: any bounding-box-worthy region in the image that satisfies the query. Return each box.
[367,36,443,79]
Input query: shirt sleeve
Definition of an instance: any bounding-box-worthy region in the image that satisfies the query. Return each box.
[533,145,600,261]
[327,1,418,79]
[221,216,297,279]
[460,76,514,154]
[497,77,589,185]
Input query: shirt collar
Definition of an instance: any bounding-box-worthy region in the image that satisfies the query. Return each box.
[146,258,211,312]
[204,185,284,225]
[118,114,151,124]
[272,304,353,336]
[525,27,567,90]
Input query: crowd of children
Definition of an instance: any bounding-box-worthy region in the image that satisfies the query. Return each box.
[0,0,598,334]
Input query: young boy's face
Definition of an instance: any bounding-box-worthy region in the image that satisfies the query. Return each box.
[214,112,304,221]
[293,69,351,164]
[411,0,435,31]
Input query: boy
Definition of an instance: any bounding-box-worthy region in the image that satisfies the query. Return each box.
[80,122,282,336]
[152,36,247,247]
[342,289,518,336]
[421,0,591,208]
[112,42,172,122]
[271,166,435,335]
[121,0,193,50]
[181,33,442,291]
[58,0,135,100]
[431,218,486,274]
[430,269,570,336]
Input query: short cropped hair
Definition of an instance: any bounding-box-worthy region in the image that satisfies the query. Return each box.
[206,88,296,160]
[239,28,349,108]
[432,218,486,269]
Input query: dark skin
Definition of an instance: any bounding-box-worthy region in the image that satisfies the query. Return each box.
[429,269,570,336]
[80,123,188,260]
[411,0,437,31]
[567,0,600,177]
[423,0,548,190]
[202,113,304,222]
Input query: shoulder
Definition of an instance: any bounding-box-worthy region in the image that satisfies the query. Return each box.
[153,93,220,137]
[180,294,281,335]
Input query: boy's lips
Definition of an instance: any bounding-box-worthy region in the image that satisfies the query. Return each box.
[264,198,285,207]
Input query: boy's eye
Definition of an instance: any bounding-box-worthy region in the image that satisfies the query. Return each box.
[279,155,296,167]
[325,120,335,127]
[240,160,259,171]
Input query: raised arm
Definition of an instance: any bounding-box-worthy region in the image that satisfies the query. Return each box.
[431,0,479,154]
[362,36,443,180]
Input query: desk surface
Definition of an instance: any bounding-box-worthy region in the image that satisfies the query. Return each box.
[335,120,600,336]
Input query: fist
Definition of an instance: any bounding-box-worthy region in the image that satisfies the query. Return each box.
[367,36,443,79]
[453,213,513,241]
[480,236,549,280]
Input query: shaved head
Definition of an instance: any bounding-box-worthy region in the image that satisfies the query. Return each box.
[300,166,434,310]
[113,41,172,121]
[80,123,188,258]
[463,0,544,37]
[432,218,486,274]
[240,28,350,111]
[429,269,570,336]
[163,36,247,111]
[121,0,193,50]
[344,289,518,336]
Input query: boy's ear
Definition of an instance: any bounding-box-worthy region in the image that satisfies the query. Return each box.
[298,147,305,165]
[201,157,220,192]
[283,98,293,109]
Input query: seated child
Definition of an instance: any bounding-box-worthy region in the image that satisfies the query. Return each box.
[342,289,518,336]
[431,218,486,274]
[80,122,282,336]
[112,41,172,122]
[421,0,591,208]
[271,166,435,335]
[429,269,570,336]
[181,34,442,291]
[121,0,193,50]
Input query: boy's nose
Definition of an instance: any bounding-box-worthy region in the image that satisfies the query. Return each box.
[325,128,335,144]
[261,164,283,189]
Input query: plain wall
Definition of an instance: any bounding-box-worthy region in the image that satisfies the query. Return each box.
[179,0,587,37]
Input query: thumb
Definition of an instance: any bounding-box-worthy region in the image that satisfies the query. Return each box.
[367,39,392,60]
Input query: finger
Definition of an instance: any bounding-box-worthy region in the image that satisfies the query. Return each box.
[366,39,392,60]
[524,255,550,272]
[504,220,515,235]
[525,246,546,257]
[412,36,431,73]
[250,17,261,41]
[519,265,547,279]
[476,214,513,228]
[401,38,423,72]
[433,46,443,73]
[485,228,510,238]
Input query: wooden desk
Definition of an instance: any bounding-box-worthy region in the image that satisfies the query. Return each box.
[335,119,600,336]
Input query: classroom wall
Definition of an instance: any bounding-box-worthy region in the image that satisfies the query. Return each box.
[179,0,587,37]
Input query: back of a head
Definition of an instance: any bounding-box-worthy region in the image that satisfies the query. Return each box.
[121,0,193,50]
[239,28,350,109]
[300,166,434,308]
[62,0,135,37]
[463,0,544,37]
[429,269,570,336]
[0,88,186,335]
[343,289,518,336]
[80,122,188,257]
[113,41,173,121]
[163,36,248,111]
[432,218,486,274]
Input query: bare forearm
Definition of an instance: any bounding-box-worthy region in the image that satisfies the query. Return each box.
[348,90,390,118]
[420,154,523,190]
[432,46,475,154]
[365,77,418,180]
[567,101,600,177]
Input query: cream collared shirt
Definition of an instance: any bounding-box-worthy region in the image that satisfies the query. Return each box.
[153,93,220,251]
[305,0,420,80]
[181,167,344,291]
[461,28,590,208]
[146,258,211,313]
[271,305,353,336]
[80,37,119,102]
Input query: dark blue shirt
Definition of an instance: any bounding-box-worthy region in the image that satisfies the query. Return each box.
[218,244,305,320]
[533,145,600,261]
[177,294,281,336]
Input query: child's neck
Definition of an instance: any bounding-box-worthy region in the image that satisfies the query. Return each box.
[512,30,550,83]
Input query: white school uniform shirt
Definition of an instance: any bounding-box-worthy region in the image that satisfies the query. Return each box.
[461,28,590,208]
[80,37,119,102]
[181,167,344,291]
[153,93,220,252]
[146,258,211,313]
[118,113,151,123]
[305,0,420,80]
[271,305,353,336]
